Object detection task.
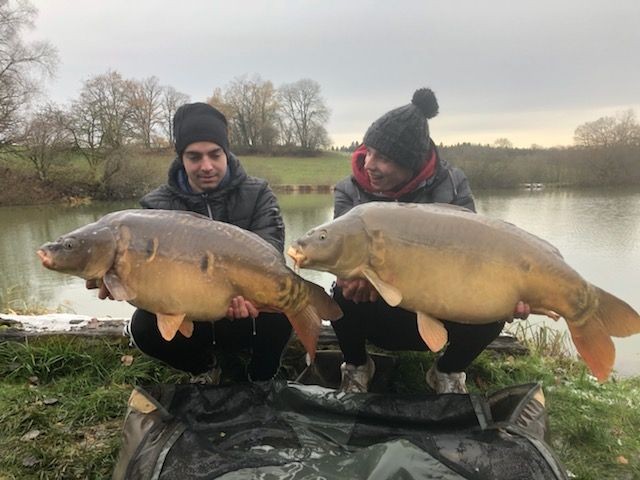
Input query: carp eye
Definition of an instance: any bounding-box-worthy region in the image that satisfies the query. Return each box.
[319,231,327,241]
[63,239,76,250]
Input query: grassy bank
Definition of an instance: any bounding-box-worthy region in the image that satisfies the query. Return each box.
[0,334,638,479]
[3,144,640,207]
[0,149,352,206]
[240,152,351,185]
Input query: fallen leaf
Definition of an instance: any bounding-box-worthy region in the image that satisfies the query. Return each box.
[43,397,59,406]
[21,455,40,467]
[28,376,39,385]
[21,429,41,441]
[616,455,629,465]
[121,355,134,366]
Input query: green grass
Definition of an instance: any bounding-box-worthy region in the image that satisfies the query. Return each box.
[240,151,352,185]
[0,148,351,206]
[0,335,638,479]
[0,337,183,479]
[126,149,352,187]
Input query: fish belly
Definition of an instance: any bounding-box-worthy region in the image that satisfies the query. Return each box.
[378,242,577,324]
[125,256,236,320]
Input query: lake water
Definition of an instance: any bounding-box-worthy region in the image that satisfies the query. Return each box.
[1,188,639,377]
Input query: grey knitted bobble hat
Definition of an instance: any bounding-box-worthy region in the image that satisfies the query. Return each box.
[363,88,439,171]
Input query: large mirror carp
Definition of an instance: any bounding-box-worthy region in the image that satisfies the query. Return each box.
[37,209,342,359]
[288,202,640,381]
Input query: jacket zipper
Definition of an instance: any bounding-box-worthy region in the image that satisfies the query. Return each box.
[203,194,213,219]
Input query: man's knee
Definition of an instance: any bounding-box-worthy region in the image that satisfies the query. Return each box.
[258,312,292,341]
[129,309,158,344]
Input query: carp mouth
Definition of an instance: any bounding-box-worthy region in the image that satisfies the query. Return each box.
[36,249,54,269]
[286,245,307,269]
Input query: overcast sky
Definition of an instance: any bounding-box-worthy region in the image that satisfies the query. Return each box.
[28,0,640,148]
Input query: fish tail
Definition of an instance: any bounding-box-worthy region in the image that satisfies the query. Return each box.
[594,286,640,337]
[566,286,640,382]
[287,281,343,361]
[566,315,615,383]
[287,305,322,361]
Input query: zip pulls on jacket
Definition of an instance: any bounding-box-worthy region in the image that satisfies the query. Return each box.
[203,194,214,219]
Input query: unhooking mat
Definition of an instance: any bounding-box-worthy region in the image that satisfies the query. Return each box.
[112,381,568,480]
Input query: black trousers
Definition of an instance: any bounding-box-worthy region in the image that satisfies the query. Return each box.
[331,285,504,373]
[129,309,292,381]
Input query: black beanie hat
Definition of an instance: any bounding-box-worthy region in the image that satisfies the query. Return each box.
[173,102,229,157]
[363,88,439,171]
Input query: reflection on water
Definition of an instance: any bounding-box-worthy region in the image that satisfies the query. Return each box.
[1,188,639,376]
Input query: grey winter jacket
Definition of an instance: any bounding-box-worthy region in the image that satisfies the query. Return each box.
[334,148,475,218]
[140,153,285,253]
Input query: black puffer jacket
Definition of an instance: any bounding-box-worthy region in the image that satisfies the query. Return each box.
[140,153,285,253]
[334,147,475,218]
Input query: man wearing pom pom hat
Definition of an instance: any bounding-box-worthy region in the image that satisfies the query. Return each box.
[331,88,530,394]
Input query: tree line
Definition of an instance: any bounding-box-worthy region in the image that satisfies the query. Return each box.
[1,1,331,184]
[2,0,640,194]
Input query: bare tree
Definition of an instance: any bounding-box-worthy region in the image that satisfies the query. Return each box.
[65,71,135,179]
[493,138,513,149]
[278,79,330,150]
[128,76,163,148]
[80,70,134,149]
[574,109,640,184]
[0,0,57,145]
[18,103,70,180]
[66,94,105,175]
[160,85,189,146]
[222,74,279,151]
[574,109,640,148]
[275,112,295,147]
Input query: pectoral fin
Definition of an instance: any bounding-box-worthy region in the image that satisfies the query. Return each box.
[103,271,136,301]
[157,313,187,341]
[417,312,448,352]
[362,268,402,306]
[179,319,194,338]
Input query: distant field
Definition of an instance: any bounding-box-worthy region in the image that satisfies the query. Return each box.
[240,151,352,185]
[126,150,353,187]
[0,149,353,205]
[0,149,353,186]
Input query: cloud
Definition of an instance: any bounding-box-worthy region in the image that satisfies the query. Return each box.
[30,0,640,147]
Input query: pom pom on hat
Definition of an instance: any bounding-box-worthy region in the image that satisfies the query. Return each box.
[411,88,439,119]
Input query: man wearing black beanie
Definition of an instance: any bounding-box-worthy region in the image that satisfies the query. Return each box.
[91,102,291,383]
[330,88,531,394]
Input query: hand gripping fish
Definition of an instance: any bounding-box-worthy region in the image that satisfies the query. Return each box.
[36,209,342,359]
[287,202,640,382]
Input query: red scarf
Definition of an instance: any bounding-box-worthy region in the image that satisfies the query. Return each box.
[350,144,438,199]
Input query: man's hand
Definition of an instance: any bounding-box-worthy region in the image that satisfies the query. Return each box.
[85,279,114,300]
[336,278,379,303]
[512,301,531,320]
[226,296,259,319]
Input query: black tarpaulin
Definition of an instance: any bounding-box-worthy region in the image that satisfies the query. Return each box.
[112,380,568,480]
